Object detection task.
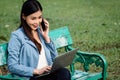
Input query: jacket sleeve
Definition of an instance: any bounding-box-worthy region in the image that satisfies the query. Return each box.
[8,32,34,77]
[44,39,58,61]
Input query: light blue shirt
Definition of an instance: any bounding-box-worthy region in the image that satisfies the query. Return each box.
[7,27,58,80]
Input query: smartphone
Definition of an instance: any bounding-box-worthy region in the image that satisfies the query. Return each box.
[41,18,46,31]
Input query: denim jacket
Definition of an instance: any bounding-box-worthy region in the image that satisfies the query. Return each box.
[7,27,58,80]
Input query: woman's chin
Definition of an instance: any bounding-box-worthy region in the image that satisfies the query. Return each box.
[32,27,38,30]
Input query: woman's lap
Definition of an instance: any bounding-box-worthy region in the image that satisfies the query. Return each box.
[30,68,71,80]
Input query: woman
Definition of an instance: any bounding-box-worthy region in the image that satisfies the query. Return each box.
[8,0,71,80]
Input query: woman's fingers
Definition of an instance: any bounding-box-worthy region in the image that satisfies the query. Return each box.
[39,66,51,74]
[43,19,49,28]
[44,66,51,72]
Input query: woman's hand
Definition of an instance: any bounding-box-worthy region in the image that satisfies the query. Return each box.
[33,66,51,75]
[40,19,50,43]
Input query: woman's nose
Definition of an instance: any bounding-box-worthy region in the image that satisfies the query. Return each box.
[35,19,40,25]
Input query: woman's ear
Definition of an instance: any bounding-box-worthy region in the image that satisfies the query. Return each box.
[22,14,26,20]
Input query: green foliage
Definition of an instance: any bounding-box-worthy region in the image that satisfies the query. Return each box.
[0,0,120,79]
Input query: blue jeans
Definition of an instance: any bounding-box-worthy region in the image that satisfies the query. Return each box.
[30,68,71,80]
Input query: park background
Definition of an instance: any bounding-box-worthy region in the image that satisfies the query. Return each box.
[0,0,120,80]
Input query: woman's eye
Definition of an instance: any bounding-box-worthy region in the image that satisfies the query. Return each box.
[31,17,36,20]
[38,16,42,19]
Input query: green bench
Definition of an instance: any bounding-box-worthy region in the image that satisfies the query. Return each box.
[0,26,107,80]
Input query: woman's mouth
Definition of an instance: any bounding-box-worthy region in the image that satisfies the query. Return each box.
[33,25,38,28]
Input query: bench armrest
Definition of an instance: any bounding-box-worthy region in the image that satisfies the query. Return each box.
[65,46,107,80]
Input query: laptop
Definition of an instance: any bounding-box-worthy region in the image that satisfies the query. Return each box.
[35,48,78,78]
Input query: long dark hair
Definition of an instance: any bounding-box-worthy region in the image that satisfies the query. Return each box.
[20,0,43,52]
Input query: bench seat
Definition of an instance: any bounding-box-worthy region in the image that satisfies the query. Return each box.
[72,70,102,80]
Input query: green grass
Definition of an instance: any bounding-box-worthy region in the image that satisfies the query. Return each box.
[0,0,120,79]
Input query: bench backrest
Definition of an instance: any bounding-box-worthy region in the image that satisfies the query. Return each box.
[0,43,8,66]
[49,26,73,49]
[0,26,72,66]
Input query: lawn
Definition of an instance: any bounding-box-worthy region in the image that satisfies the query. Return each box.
[0,0,120,80]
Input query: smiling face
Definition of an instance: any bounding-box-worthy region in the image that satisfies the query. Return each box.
[23,10,42,31]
